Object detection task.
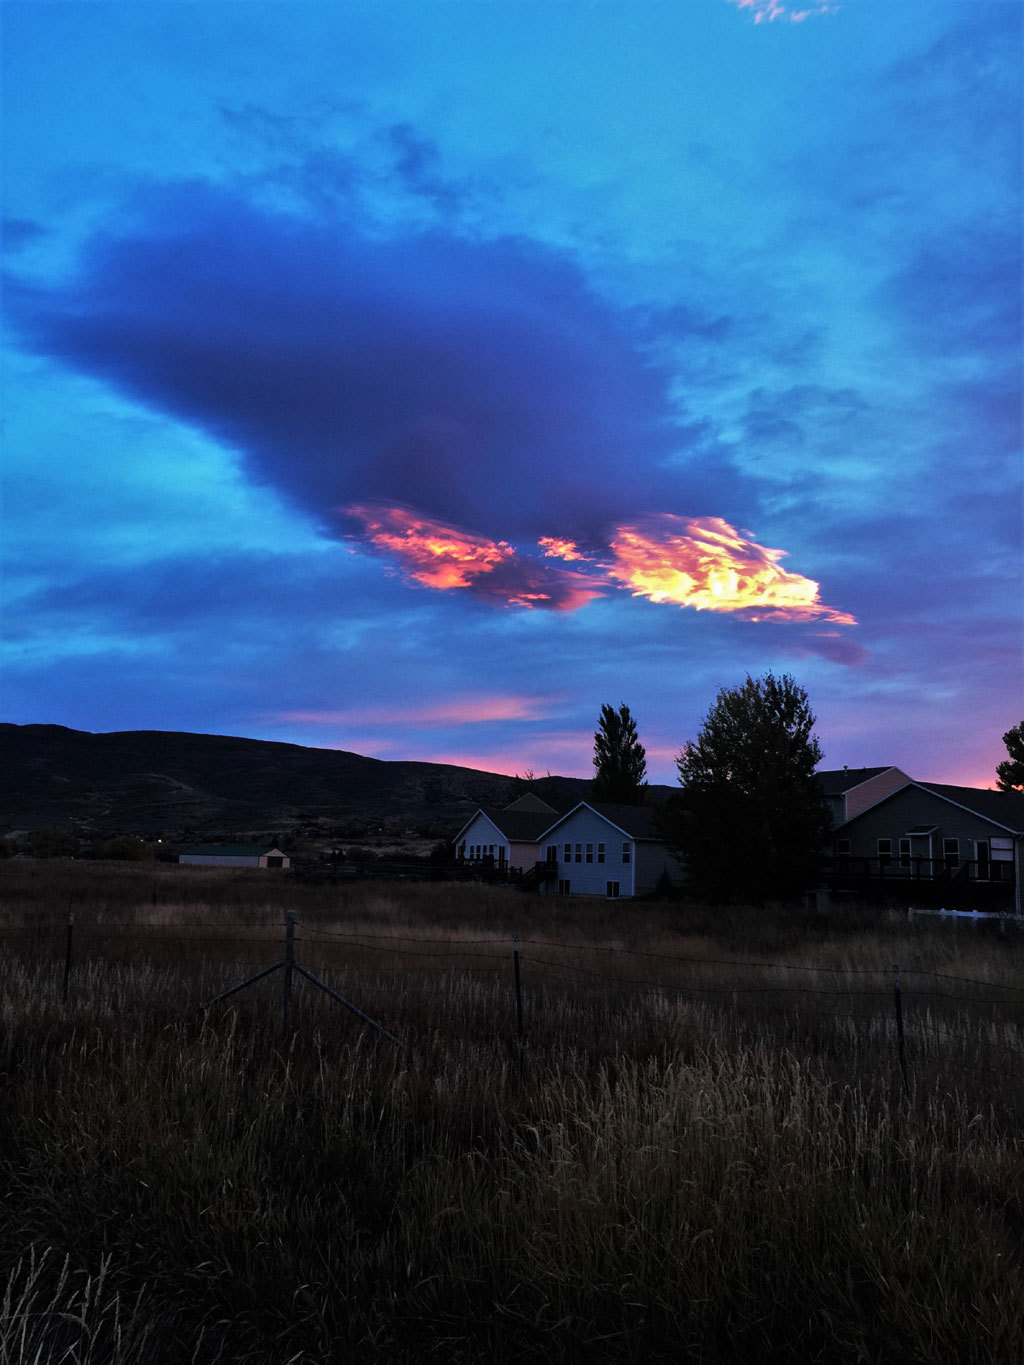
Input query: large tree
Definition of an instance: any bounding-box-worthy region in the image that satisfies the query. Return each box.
[592,703,648,805]
[662,673,832,903]
[996,721,1024,792]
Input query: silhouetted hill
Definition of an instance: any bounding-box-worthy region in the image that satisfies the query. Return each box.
[0,724,677,837]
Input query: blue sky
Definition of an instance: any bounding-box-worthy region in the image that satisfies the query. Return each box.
[3,0,1021,786]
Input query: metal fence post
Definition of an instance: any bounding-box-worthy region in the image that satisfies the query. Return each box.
[282,910,296,1034]
[892,963,908,1092]
[513,935,524,1039]
[62,910,74,1003]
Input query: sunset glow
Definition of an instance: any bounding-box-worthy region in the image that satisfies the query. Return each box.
[607,516,857,624]
[345,504,515,589]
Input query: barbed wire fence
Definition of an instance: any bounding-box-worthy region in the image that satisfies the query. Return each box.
[1,911,1022,1088]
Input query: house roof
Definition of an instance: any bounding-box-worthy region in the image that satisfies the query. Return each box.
[539,801,663,842]
[454,807,559,843]
[837,782,1024,836]
[816,767,893,795]
[503,793,559,815]
[182,844,285,856]
[914,782,1024,834]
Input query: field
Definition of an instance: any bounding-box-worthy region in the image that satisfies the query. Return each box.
[1,861,1022,1363]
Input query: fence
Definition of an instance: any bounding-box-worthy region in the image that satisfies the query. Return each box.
[2,910,1023,1093]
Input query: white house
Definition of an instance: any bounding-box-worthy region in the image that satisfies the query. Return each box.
[179,843,290,869]
[536,802,680,899]
[454,794,558,874]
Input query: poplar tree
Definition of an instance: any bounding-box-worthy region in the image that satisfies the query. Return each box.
[592,703,648,805]
[662,673,832,903]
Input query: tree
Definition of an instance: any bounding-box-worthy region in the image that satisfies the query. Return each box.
[996,722,1024,792]
[662,673,832,903]
[592,703,648,805]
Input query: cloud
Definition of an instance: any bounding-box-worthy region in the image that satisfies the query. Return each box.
[5,180,858,635]
[728,0,837,24]
[271,694,559,727]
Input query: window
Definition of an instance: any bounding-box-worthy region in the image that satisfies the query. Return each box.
[898,837,911,869]
[622,842,631,864]
[575,843,583,863]
[943,838,959,870]
[558,879,571,896]
[606,881,620,899]
[564,843,572,863]
[835,838,850,856]
[877,838,892,868]
[546,845,558,866]
[974,841,990,879]
[597,842,605,864]
[585,843,594,863]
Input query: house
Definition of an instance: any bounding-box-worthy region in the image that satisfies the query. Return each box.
[817,766,911,824]
[536,802,681,899]
[828,781,1024,912]
[454,794,559,874]
[179,843,290,869]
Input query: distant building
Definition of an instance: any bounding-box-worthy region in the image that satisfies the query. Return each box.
[179,844,290,869]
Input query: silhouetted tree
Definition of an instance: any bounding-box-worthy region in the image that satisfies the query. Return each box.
[592,703,647,805]
[996,721,1024,792]
[661,673,831,903]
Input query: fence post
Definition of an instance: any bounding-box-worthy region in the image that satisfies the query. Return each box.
[513,935,524,1039]
[282,910,296,1034]
[892,963,908,1092]
[62,910,75,1003]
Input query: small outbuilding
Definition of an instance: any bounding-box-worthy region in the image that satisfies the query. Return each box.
[179,844,290,869]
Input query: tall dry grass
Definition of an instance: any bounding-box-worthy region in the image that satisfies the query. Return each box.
[0,861,1021,1362]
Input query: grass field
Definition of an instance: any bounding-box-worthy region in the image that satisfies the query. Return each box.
[1,861,1022,1363]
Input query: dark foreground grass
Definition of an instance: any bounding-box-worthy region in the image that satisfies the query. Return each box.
[0,862,1022,1363]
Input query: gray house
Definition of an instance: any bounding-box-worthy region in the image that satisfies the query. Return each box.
[829,782,1023,912]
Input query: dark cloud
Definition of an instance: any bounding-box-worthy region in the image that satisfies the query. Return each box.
[3,217,46,250]
[6,183,717,549]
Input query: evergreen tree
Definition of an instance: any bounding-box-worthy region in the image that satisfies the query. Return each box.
[996,721,1024,792]
[592,703,648,805]
[662,673,831,903]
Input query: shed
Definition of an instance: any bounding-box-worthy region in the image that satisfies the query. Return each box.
[179,844,290,869]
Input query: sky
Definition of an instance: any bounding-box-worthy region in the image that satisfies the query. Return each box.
[2,0,1021,789]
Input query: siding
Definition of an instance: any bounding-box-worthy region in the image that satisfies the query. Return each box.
[839,787,1015,857]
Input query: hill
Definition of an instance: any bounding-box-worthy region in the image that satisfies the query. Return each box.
[0,724,674,838]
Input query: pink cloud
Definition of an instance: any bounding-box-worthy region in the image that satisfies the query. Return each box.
[270,695,560,727]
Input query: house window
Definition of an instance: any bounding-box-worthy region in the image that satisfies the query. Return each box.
[564,843,572,863]
[877,838,892,869]
[974,841,990,879]
[835,838,850,859]
[597,842,605,864]
[558,879,571,895]
[575,843,583,863]
[898,837,911,869]
[546,845,558,866]
[622,842,631,864]
[943,838,959,870]
[585,843,594,863]
[606,881,620,899]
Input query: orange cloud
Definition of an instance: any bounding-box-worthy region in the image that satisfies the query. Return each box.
[345,504,604,610]
[343,502,855,629]
[607,515,857,624]
[346,503,515,589]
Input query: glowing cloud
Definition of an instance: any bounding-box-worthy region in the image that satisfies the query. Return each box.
[607,515,857,623]
[539,537,593,562]
[729,0,837,23]
[345,504,604,610]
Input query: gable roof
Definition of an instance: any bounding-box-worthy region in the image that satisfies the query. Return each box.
[838,781,1024,835]
[454,807,558,844]
[503,793,559,815]
[816,767,894,795]
[539,801,663,842]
